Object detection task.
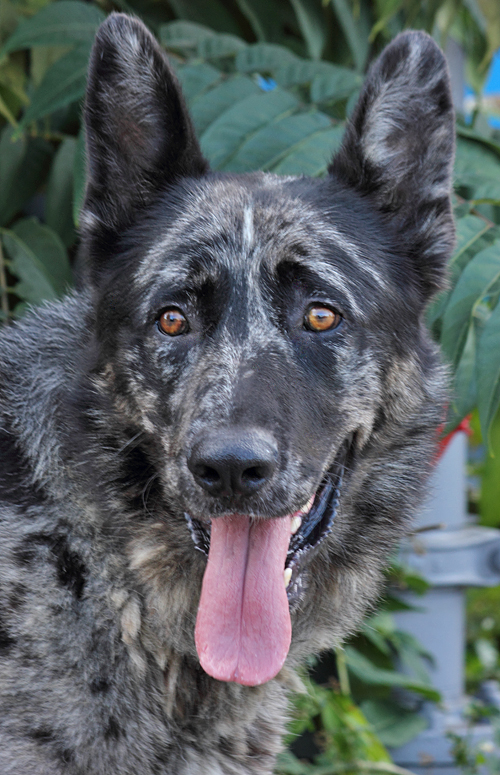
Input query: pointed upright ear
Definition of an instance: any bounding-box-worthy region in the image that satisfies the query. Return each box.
[330,31,455,299]
[82,14,208,234]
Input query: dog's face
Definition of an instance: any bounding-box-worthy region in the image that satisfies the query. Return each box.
[79,15,454,687]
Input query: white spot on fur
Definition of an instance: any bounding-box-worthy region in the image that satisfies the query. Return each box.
[121,597,141,644]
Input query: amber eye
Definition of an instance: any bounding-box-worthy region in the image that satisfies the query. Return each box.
[158,308,189,336]
[304,305,342,332]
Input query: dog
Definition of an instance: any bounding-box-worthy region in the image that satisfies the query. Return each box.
[0,13,455,774]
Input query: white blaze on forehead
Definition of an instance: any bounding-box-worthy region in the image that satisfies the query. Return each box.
[242,206,254,250]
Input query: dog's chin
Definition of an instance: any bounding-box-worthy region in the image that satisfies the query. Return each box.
[184,435,351,605]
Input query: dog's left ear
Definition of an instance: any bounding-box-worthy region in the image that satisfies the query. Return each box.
[330,31,455,299]
[82,13,208,234]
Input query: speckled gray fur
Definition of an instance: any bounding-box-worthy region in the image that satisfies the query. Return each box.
[0,15,454,774]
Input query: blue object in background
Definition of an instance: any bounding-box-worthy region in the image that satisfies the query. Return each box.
[483,48,500,128]
[257,75,277,92]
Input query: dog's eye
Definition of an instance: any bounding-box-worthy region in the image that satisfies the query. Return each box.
[158,308,189,336]
[304,305,342,332]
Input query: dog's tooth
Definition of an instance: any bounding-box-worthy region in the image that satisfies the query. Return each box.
[283,568,292,588]
[290,516,302,535]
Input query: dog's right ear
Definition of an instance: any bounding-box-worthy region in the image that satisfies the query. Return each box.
[82,14,208,234]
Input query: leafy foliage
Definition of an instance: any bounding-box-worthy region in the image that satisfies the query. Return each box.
[2,1,500,772]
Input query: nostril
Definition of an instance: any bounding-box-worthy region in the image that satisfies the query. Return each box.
[241,465,270,485]
[195,465,220,486]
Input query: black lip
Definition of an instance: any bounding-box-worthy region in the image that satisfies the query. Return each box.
[184,436,350,597]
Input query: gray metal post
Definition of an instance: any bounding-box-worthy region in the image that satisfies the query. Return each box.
[391,433,500,773]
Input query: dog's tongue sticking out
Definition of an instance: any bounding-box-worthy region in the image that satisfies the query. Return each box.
[195,515,292,686]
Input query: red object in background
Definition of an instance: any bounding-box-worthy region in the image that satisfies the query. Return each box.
[436,416,473,462]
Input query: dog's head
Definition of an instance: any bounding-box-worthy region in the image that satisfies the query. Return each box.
[79,15,454,686]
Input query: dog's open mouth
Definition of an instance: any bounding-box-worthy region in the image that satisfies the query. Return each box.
[187,439,350,687]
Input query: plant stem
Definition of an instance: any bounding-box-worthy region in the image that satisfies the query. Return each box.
[335,648,351,696]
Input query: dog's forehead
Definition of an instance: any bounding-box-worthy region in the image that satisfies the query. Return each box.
[135,173,392,319]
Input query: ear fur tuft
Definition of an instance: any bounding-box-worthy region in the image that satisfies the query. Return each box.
[82,14,208,234]
[330,31,455,299]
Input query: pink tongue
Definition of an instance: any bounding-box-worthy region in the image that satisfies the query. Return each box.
[195,514,292,686]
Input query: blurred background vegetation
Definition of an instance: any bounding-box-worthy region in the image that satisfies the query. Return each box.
[3,0,500,772]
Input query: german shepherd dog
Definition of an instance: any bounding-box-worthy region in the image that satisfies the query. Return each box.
[0,14,454,774]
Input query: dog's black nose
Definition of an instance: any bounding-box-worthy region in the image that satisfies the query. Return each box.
[188,429,278,497]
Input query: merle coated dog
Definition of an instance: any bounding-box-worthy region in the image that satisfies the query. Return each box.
[0,14,454,774]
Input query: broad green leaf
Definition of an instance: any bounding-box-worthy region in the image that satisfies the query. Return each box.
[198,33,247,59]
[31,44,72,88]
[456,124,500,159]
[440,242,500,366]
[236,43,298,74]
[310,67,362,103]
[361,699,428,748]
[369,0,405,40]
[0,127,53,227]
[200,89,298,169]
[344,646,440,699]
[449,214,494,281]
[0,1,104,55]
[2,230,58,304]
[159,20,215,50]
[20,43,91,128]
[447,322,477,432]
[455,138,500,204]
[223,111,332,172]
[189,75,260,136]
[176,63,222,102]
[272,59,338,88]
[73,130,86,228]
[427,215,494,326]
[477,300,500,444]
[289,0,326,60]
[329,0,370,72]
[45,137,77,248]
[11,218,72,295]
[271,125,344,176]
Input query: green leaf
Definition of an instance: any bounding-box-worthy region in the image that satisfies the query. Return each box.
[198,33,247,59]
[1,1,105,55]
[329,0,370,72]
[310,67,362,103]
[427,214,493,326]
[11,218,72,295]
[456,124,500,159]
[200,89,298,169]
[361,699,428,748]
[189,75,260,135]
[223,111,332,172]
[344,646,440,700]
[441,242,500,367]
[477,300,500,445]
[271,125,344,176]
[73,129,86,228]
[175,63,222,102]
[289,0,326,60]
[19,43,91,128]
[455,137,500,204]
[236,43,298,74]
[0,127,53,227]
[448,322,477,431]
[45,137,77,248]
[272,60,339,88]
[159,20,215,50]
[2,230,58,304]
